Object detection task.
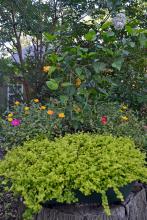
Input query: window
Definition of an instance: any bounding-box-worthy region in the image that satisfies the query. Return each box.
[7,84,23,110]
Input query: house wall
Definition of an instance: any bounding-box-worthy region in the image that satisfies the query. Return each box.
[0,85,7,113]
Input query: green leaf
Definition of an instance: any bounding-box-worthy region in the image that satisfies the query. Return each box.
[129,42,135,48]
[125,26,134,35]
[105,31,115,37]
[75,67,85,79]
[60,95,68,104]
[44,33,56,41]
[75,67,82,75]
[102,48,114,56]
[88,52,96,57]
[48,66,56,75]
[101,21,112,30]
[46,79,58,90]
[93,62,106,73]
[139,34,147,48]
[61,82,73,87]
[85,30,96,41]
[112,58,124,71]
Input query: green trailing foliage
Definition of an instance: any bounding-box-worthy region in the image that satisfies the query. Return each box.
[0,133,147,219]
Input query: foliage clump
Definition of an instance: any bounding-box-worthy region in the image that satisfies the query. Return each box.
[0,133,146,219]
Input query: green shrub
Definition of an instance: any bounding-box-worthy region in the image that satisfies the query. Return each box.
[0,133,146,219]
[65,102,147,150]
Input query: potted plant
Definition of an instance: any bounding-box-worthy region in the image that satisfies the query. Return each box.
[0,133,147,220]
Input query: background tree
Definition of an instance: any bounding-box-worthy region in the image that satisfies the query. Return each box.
[0,0,146,112]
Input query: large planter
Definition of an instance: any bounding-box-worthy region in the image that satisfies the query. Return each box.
[42,183,134,208]
[35,186,147,220]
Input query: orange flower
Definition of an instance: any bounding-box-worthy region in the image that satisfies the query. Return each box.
[43,66,50,73]
[34,98,39,103]
[58,113,65,118]
[47,110,54,115]
[15,101,20,105]
[40,106,46,110]
[75,78,81,87]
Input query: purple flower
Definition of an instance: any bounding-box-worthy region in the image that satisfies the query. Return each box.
[11,119,21,127]
[112,13,126,30]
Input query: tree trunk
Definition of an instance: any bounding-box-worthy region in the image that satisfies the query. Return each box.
[36,188,147,220]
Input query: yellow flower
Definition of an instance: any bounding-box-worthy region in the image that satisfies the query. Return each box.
[47,110,54,115]
[8,113,13,118]
[121,116,129,121]
[58,113,65,118]
[75,78,81,87]
[43,66,50,73]
[121,105,128,111]
[73,106,81,113]
[8,117,13,122]
[34,99,39,103]
[15,101,20,105]
[40,106,46,110]
[24,107,29,111]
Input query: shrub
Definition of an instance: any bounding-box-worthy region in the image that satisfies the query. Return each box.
[93,102,147,150]
[1,100,146,152]
[0,133,146,219]
[0,99,65,150]
[64,102,147,150]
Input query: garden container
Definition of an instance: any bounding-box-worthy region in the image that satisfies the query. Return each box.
[42,182,134,208]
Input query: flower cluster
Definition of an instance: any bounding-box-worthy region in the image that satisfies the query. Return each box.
[120,104,129,121]
[7,113,21,126]
[100,104,129,126]
[6,99,65,128]
[32,99,65,118]
[43,66,50,73]
[112,13,126,30]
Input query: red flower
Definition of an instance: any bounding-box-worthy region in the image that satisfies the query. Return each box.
[101,116,107,125]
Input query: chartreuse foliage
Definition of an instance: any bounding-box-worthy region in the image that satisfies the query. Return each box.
[0,133,147,219]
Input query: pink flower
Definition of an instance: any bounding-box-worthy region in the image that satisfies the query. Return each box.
[11,119,21,126]
[101,116,107,125]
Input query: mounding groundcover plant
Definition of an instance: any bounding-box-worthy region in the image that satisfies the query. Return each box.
[0,133,147,219]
